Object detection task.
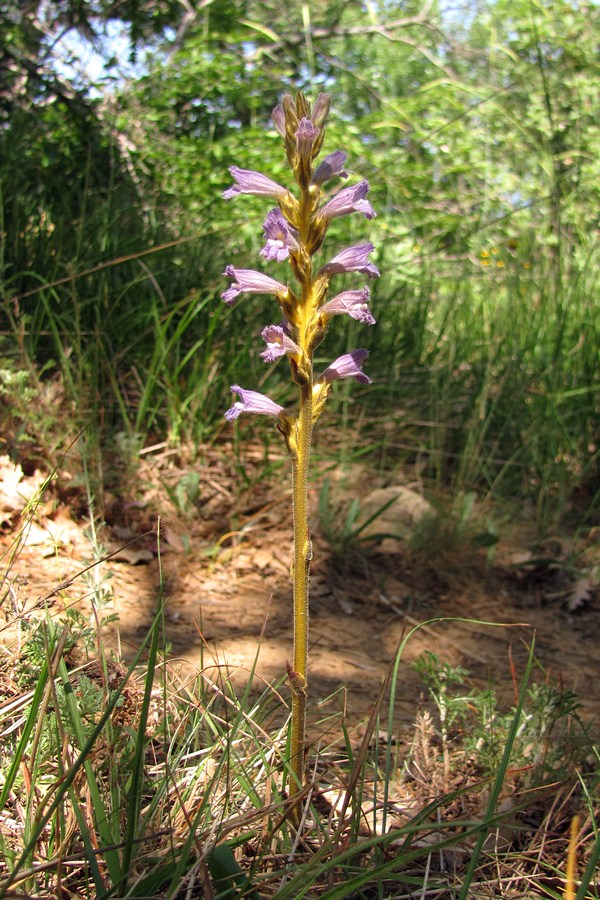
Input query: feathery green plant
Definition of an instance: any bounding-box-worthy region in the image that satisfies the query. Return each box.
[220,91,379,820]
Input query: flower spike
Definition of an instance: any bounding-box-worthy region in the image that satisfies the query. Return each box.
[221,93,379,815]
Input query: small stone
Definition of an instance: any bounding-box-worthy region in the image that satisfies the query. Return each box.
[357,486,433,542]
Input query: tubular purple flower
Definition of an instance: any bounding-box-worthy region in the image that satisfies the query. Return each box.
[223,166,288,201]
[295,118,320,159]
[221,266,288,306]
[318,350,372,385]
[261,325,301,362]
[260,209,300,262]
[312,151,348,186]
[319,243,381,279]
[320,181,376,221]
[225,385,285,421]
[321,287,376,325]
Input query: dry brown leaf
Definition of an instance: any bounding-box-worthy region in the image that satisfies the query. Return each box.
[508,550,534,567]
[566,573,596,612]
[44,517,73,546]
[0,456,45,515]
[162,526,188,553]
[253,549,275,570]
[22,522,50,546]
[110,545,154,565]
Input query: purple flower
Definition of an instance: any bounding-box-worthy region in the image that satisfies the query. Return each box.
[319,243,381,279]
[318,350,372,385]
[312,151,348,186]
[221,266,288,306]
[295,118,320,159]
[225,385,285,421]
[260,325,301,362]
[320,181,376,221]
[321,287,376,325]
[260,209,300,262]
[223,166,288,201]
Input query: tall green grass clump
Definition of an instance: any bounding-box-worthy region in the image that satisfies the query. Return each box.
[348,231,600,529]
[0,94,250,465]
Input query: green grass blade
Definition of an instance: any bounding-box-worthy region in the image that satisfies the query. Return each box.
[207,842,261,900]
[54,655,124,887]
[574,832,600,900]
[120,604,161,890]
[0,659,51,812]
[0,615,161,898]
[457,637,536,900]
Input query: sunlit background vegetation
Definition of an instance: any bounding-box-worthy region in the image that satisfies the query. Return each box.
[2,0,599,529]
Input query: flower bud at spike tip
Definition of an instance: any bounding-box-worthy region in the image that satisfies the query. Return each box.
[311,93,331,128]
[282,94,298,129]
[272,104,286,138]
[295,118,320,161]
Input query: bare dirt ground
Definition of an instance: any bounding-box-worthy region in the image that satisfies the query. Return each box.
[1,440,599,742]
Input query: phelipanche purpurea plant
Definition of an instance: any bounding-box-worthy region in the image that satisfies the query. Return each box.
[221,92,379,817]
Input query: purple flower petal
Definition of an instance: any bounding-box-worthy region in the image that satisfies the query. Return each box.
[312,151,348,186]
[260,325,301,362]
[225,385,285,421]
[295,117,320,159]
[223,166,288,201]
[318,350,372,385]
[319,243,381,279]
[320,181,376,221]
[321,287,376,325]
[260,209,300,262]
[221,266,288,306]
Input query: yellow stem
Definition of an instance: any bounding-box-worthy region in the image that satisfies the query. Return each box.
[288,158,316,822]
[288,377,313,812]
